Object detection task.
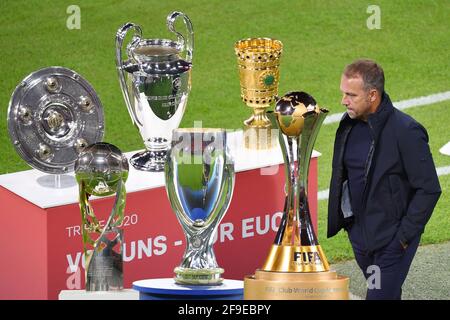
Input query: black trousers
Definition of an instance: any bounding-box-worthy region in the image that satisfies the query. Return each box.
[347,224,421,300]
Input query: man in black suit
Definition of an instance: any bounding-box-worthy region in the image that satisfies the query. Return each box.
[327,59,441,299]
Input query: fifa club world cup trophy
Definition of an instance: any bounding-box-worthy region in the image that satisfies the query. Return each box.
[244,92,349,299]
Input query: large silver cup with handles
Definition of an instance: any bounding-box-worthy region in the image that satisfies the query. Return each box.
[165,128,235,285]
[115,11,194,171]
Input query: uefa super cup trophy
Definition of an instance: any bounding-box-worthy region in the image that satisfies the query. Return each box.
[75,142,129,291]
[244,92,349,299]
[235,38,282,149]
[165,128,235,285]
[116,11,194,171]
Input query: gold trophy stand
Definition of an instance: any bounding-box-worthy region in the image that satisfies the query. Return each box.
[245,243,349,300]
[245,270,349,300]
[243,108,275,150]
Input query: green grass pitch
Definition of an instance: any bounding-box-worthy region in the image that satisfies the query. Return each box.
[0,0,449,261]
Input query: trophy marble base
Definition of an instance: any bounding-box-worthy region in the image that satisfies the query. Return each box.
[130,149,167,172]
[244,270,349,300]
[58,289,139,300]
[174,267,224,285]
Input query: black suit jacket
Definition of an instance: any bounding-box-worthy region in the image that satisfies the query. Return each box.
[327,92,441,253]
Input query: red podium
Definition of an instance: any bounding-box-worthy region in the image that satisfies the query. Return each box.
[0,132,320,300]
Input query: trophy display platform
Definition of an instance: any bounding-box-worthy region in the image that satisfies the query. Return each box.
[59,289,139,300]
[132,278,243,300]
[0,131,320,300]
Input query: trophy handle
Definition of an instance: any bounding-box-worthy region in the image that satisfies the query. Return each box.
[167,11,194,63]
[115,22,143,127]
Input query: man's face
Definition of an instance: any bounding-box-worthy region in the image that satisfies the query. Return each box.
[340,75,373,120]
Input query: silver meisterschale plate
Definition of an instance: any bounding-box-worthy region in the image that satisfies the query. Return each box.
[7,66,105,174]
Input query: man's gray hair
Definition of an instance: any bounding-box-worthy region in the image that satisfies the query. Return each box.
[343,59,385,93]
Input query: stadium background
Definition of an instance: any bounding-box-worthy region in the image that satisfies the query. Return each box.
[0,0,448,262]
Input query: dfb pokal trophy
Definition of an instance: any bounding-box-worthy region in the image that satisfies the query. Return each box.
[116,11,193,171]
[235,38,282,149]
[244,92,349,299]
[165,128,235,285]
[75,142,129,291]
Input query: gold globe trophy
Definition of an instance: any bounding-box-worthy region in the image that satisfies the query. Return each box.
[234,38,282,149]
[244,92,349,300]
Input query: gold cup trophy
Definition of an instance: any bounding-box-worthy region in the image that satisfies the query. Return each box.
[235,38,282,149]
[244,92,349,300]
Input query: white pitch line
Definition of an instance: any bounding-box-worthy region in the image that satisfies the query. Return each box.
[394,91,450,110]
[318,165,450,201]
[436,165,450,176]
[324,91,450,125]
[323,112,347,125]
[440,142,450,156]
[318,189,330,201]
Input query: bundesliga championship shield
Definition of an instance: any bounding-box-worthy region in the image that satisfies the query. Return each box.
[7,67,104,175]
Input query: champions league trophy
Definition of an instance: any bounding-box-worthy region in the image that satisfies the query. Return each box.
[116,11,194,172]
[165,129,235,285]
[75,142,129,291]
[7,66,104,187]
[244,92,349,299]
[234,38,282,149]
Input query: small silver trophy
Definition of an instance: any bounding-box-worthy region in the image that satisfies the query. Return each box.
[75,142,129,291]
[115,11,194,172]
[165,129,235,285]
